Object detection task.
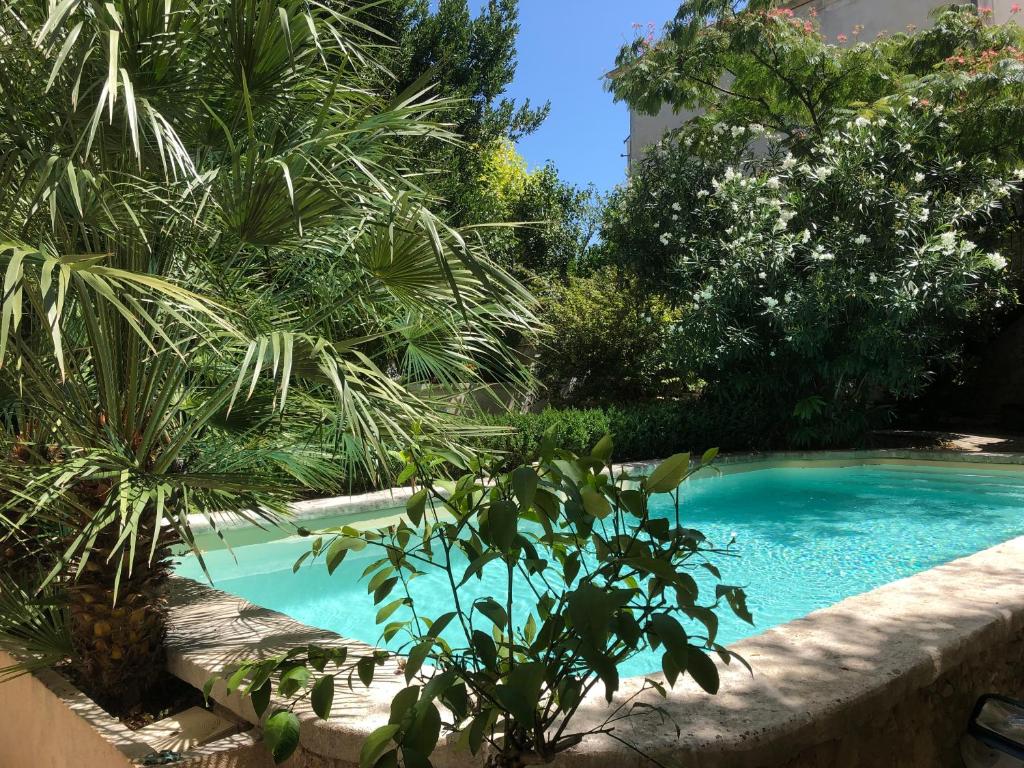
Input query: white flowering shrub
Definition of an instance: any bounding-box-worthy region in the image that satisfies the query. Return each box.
[603,105,1018,445]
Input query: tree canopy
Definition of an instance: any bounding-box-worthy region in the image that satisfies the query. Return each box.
[602,4,1024,445]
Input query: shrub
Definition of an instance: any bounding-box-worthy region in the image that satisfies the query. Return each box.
[534,267,679,406]
[225,439,751,766]
[604,106,1019,446]
[604,4,1024,447]
[476,400,767,469]
[478,408,611,465]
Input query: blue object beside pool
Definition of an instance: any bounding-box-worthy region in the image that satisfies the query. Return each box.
[174,463,1024,676]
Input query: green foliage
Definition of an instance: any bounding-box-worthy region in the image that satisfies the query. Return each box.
[0,0,535,704]
[465,139,601,277]
[355,3,594,278]
[370,0,548,146]
[359,0,549,225]
[480,408,612,462]
[609,4,1024,153]
[534,267,679,405]
[231,438,750,765]
[476,401,762,469]
[603,4,1024,446]
[210,644,390,763]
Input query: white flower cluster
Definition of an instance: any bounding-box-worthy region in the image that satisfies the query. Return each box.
[987,252,1008,271]
[811,244,835,261]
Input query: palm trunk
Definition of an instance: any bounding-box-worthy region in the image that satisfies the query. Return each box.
[66,526,173,714]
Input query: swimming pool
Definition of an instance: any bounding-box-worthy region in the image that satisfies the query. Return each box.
[174,462,1024,676]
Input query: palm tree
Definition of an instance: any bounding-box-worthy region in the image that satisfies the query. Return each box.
[0,0,535,712]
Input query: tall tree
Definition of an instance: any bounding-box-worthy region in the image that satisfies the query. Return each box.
[352,0,551,223]
[602,4,1024,446]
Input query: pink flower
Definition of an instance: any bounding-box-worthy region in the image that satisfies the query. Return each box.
[836,33,848,43]
[979,5,993,16]
[1012,3,1021,13]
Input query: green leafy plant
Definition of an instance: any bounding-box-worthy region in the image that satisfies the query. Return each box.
[0,0,534,712]
[227,437,752,765]
[603,5,1024,447]
[208,644,390,763]
[534,267,680,406]
[475,401,765,471]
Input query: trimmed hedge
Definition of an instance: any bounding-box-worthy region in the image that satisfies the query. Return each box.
[477,399,767,469]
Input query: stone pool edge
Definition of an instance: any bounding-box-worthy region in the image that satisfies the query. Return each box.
[186,447,1024,538]
[168,449,1024,768]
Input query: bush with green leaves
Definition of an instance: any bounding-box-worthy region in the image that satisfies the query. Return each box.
[223,438,751,766]
[462,139,601,278]
[534,267,680,406]
[476,401,764,470]
[604,105,1019,445]
[603,3,1024,446]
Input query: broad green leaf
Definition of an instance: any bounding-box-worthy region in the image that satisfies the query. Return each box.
[389,685,420,724]
[202,676,215,704]
[427,611,456,638]
[686,648,720,694]
[471,631,498,670]
[405,642,432,683]
[226,665,248,694]
[326,537,366,574]
[406,489,428,526]
[376,599,406,625]
[475,598,507,628]
[403,702,441,754]
[359,724,401,768]
[580,487,612,519]
[278,664,310,697]
[488,500,517,551]
[293,551,311,573]
[357,656,376,687]
[494,662,545,722]
[651,614,689,675]
[646,453,691,493]
[264,710,301,764]
[661,650,680,687]
[458,551,502,586]
[591,433,613,462]
[511,466,538,509]
[251,680,271,719]
[566,584,609,646]
[311,675,335,719]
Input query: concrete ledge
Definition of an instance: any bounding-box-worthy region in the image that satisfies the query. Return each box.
[187,486,416,538]
[189,449,1024,547]
[167,451,1024,768]
[0,650,272,768]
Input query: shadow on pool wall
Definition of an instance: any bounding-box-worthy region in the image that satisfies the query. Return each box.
[153,451,1024,768]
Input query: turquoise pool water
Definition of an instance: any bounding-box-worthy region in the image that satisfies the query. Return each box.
[175,463,1024,676]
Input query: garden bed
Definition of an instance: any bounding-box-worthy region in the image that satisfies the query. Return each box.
[0,650,271,768]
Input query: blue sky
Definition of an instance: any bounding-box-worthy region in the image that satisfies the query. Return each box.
[497,1,682,194]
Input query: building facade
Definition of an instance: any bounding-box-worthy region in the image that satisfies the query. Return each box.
[626,0,1019,167]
